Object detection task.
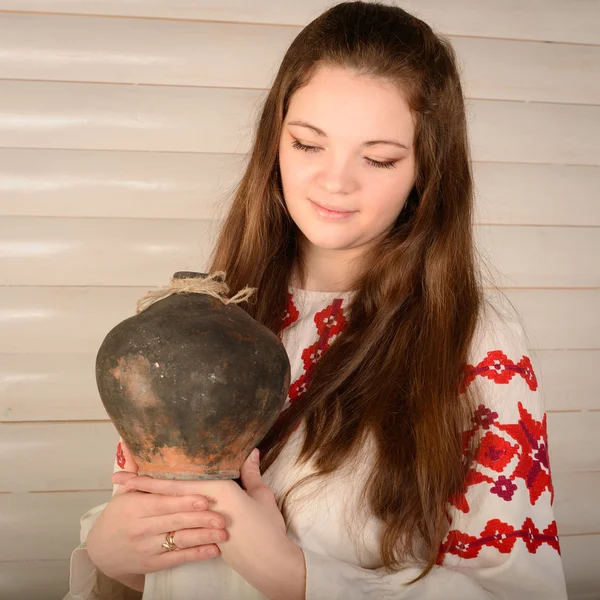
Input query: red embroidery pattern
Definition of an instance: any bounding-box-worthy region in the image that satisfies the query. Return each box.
[437,517,560,564]
[449,469,494,513]
[116,441,126,469]
[271,294,349,433]
[459,350,537,394]
[477,431,519,472]
[278,293,300,337]
[450,350,553,516]
[287,298,348,405]
[442,348,559,559]
[452,401,554,513]
[498,402,554,505]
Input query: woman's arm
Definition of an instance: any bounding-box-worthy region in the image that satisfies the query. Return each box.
[298,318,567,600]
[121,450,306,600]
[65,444,140,600]
[64,501,107,600]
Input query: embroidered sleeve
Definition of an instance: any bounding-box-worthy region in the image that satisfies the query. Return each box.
[435,316,568,597]
[301,317,568,599]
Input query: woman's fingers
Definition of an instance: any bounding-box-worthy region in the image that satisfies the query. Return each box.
[153,543,222,570]
[147,524,227,553]
[112,470,139,487]
[125,474,215,496]
[112,471,142,497]
[141,493,212,517]
[141,509,226,537]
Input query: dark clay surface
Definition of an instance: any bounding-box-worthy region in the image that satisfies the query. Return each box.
[96,291,290,479]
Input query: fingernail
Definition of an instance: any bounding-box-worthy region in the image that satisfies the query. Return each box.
[209,519,220,528]
[251,449,259,463]
[193,500,206,509]
[207,548,218,556]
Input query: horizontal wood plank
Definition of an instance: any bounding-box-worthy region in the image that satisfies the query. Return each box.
[0,286,144,354]
[475,225,600,288]
[0,14,597,105]
[0,475,592,563]
[0,81,598,166]
[0,148,243,220]
[553,472,600,536]
[546,412,600,474]
[452,36,600,105]
[1,422,119,492]
[2,412,596,492]
[0,80,264,155]
[472,163,600,228]
[0,520,597,600]
[1,150,598,226]
[0,0,597,44]
[468,100,600,167]
[0,14,295,90]
[0,560,70,600]
[0,491,110,561]
[560,535,600,600]
[1,217,597,287]
[1,350,597,422]
[0,353,102,421]
[1,346,597,422]
[502,289,600,351]
[536,350,600,412]
[0,216,219,286]
[1,288,598,356]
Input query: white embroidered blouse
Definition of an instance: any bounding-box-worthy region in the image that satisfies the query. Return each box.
[65,287,568,600]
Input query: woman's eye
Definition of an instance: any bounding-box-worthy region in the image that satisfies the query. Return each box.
[365,158,397,170]
[292,140,320,153]
[291,140,397,169]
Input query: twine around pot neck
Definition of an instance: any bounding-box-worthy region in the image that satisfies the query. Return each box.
[136,271,256,314]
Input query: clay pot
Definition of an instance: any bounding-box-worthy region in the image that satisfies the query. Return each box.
[95,272,290,480]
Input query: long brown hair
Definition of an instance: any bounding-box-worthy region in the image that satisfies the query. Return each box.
[210,1,489,581]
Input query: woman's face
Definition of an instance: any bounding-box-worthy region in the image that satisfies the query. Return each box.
[278,64,417,256]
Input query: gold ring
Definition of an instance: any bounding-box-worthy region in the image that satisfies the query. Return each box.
[161,531,179,552]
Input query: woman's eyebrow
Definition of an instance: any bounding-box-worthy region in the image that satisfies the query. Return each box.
[287,120,409,150]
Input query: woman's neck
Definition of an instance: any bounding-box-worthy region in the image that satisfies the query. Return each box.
[294,235,363,292]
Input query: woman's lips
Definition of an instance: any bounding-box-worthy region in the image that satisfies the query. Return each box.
[309,198,356,221]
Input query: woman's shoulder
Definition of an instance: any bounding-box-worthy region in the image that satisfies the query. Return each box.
[471,290,535,363]
[465,290,544,423]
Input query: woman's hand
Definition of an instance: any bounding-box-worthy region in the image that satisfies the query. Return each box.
[118,449,307,600]
[85,441,227,582]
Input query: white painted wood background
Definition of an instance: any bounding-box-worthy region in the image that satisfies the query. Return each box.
[0,1,598,598]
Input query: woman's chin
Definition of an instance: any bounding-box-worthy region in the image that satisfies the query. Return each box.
[301,232,355,251]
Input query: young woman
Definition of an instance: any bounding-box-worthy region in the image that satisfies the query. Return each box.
[65,2,567,599]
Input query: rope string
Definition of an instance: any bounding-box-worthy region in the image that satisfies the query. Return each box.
[136,271,256,314]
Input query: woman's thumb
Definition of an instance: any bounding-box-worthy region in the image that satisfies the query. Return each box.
[112,470,140,494]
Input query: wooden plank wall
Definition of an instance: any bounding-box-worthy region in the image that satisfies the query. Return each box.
[0,1,598,598]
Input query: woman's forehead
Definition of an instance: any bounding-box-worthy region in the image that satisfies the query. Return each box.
[286,67,415,143]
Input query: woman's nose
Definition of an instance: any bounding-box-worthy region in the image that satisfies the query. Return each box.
[317,156,357,195]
